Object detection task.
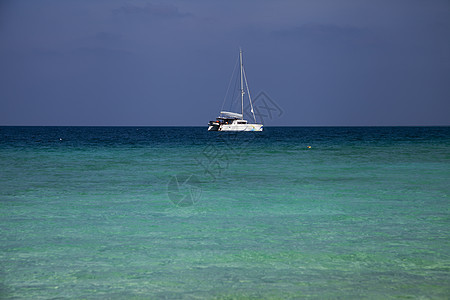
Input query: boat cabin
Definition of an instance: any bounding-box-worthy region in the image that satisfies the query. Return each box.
[216,117,247,125]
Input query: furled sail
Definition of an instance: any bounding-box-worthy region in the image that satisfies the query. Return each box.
[220,111,243,119]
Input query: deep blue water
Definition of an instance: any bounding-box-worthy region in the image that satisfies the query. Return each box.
[1,126,449,298]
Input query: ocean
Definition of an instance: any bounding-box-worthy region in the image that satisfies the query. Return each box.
[0,126,449,299]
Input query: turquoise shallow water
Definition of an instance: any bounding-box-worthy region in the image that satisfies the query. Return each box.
[0,126,449,299]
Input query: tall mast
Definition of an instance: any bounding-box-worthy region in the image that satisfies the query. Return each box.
[240,49,244,119]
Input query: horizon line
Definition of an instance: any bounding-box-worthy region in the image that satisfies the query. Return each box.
[1,125,449,128]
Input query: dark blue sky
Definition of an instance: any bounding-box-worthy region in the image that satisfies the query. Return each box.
[1,0,449,126]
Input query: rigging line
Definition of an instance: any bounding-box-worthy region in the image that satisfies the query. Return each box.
[242,66,257,124]
[220,54,240,113]
[230,64,240,111]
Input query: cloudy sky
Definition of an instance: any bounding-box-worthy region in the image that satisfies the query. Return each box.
[1,0,449,126]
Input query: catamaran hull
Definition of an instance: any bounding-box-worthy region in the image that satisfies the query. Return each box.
[208,124,263,132]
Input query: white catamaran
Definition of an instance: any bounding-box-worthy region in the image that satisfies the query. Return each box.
[208,49,263,132]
